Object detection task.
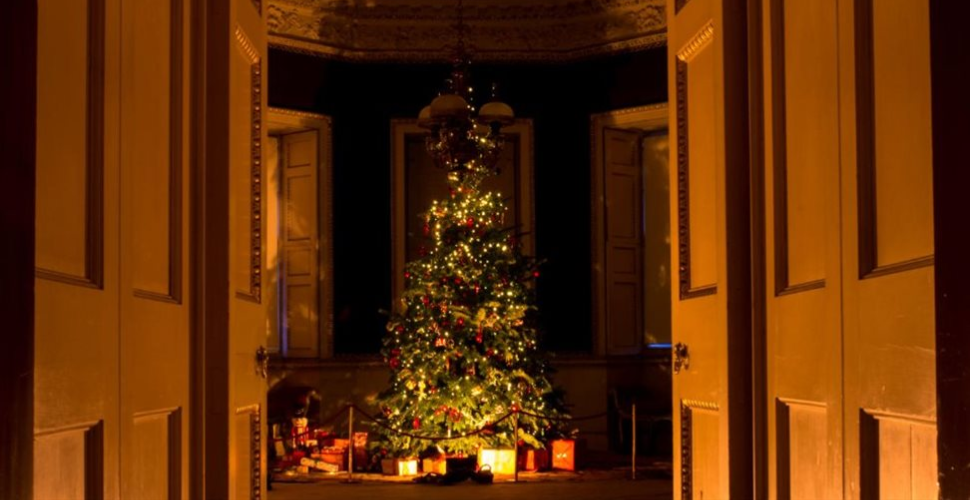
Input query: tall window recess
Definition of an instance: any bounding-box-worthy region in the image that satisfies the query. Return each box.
[266,108,333,358]
[591,104,671,356]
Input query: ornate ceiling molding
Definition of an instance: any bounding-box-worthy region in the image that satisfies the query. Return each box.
[268,0,666,62]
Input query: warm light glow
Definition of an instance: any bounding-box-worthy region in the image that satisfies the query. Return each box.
[422,457,447,474]
[478,448,517,475]
[398,458,419,476]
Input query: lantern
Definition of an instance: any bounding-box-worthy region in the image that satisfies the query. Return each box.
[478,448,517,475]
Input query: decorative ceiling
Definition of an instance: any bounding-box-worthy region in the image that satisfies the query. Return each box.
[268,0,667,62]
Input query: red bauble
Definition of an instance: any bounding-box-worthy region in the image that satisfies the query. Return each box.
[413,418,421,429]
[422,296,430,305]
[391,348,401,357]
[475,334,483,343]
[389,358,400,369]
[457,318,464,327]
[466,217,475,228]
[533,271,540,278]
[486,348,494,357]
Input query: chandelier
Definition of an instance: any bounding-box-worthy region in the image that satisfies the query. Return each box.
[417,0,514,184]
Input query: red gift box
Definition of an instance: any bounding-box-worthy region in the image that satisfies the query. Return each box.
[318,447,346,470]
[518,448,550,471]
[551,439,575,471]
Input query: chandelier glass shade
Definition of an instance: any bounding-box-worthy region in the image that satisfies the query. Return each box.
[417,2,514,185]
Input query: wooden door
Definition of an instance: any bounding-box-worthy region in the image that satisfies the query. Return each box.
[34,0,192,498]
[604,127,644,355]
[839,0,936,497]
[667,0,751,498]
[763,0,937,498]
[762,0,844,498]
[228,0,269,497]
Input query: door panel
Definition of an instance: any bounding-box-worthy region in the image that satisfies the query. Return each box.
[763,0,843,498]
[669,0,750,498]
[281,130,320,357]
[604,127,644,354]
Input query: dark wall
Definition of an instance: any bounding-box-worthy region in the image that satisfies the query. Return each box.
[269,48,667,354]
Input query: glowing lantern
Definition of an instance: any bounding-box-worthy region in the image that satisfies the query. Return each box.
[380,457,419,476]
[551,439,575,471]
[397,458,419,476]
[478,448,517,475]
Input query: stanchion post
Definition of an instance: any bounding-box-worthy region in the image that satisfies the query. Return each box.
[513,411,519,483]
[631,403,636,480]
[347,405,354,483]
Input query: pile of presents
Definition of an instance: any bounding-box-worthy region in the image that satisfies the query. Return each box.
[384,438,580,477]
[271,415,580,479]
[271,417,369,475]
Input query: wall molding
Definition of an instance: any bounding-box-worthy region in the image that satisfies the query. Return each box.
[234,27,264,303]
[680,399,719,499]
[267,0,666,63]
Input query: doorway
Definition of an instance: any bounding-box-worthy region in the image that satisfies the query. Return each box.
[591,104,674,465]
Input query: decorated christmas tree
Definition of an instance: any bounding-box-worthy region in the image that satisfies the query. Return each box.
[374,136,566,458]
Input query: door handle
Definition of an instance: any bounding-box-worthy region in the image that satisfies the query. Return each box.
[673,342,690,374]
[255,346,269,379]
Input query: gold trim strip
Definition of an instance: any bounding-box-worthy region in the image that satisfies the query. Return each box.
[676,21,714,62]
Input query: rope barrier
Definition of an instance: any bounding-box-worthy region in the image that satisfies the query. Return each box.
[273,404,610,443]
[350,404,517,442]
[272,402,643,483]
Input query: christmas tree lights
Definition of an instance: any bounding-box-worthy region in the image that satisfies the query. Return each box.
[374,169,566,457]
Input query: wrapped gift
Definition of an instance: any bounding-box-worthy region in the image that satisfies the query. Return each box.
[314,460,340,473]
[518,448,550,471]
[352,432,368,470]
[551,439,575,471]
[318,447,346,470]
[422,456,447,474]
[380,457,419,476]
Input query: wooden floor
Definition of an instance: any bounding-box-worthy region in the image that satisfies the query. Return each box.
[269,478,672,500]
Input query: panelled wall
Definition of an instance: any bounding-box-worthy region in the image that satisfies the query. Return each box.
[34,0,191,498]
[763,0,936,498]
[268,49,667,354]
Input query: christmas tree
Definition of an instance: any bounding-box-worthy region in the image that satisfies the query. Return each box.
[375,165,566,458]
